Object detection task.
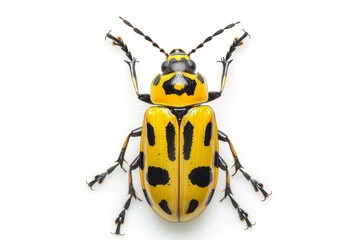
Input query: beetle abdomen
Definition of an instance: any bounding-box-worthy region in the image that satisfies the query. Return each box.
[140,106,219,222]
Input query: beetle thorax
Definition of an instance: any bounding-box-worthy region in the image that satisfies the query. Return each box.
[150,49,208,107]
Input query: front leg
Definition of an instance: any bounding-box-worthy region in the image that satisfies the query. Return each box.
[208,30,250,102]
[106,32,152,104]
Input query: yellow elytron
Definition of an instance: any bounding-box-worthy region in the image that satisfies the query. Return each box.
[88,17,270,235]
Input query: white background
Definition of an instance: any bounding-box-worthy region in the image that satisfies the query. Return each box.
[1,0,359,239]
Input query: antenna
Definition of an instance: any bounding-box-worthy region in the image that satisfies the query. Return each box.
[188,21,241,56]
[119,17,168,57]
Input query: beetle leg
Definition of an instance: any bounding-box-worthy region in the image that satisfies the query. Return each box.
[87,127,141,189]
[112,154,142,235]
[215,152,232,201]
[218,130,242,176]
[127,154,142,201]
[208,30,250,102]
[228,194,256,230]
[216,152,255,229]
[117,127,142,172]
[113,195,133,236]
[218,130,272,201]
[87,163,120,190]
[106,32,153,104]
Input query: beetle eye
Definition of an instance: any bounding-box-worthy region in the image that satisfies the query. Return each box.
[161,61,169,72]
[187,60,196,71]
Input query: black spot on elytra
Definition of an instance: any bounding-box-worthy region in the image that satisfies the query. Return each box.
[147,123,155,146]
[206,189,215,205]
[143,189,152,206]
[159,199,172,215]
[146,166,170,187]
[186,199,199,214]
[204,122,212,146]
[188,166,213,188]
[166,122,175,161]
[183,121,194,160]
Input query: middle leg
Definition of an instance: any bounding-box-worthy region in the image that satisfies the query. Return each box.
[86,127,141,189]
[218,130,271,201]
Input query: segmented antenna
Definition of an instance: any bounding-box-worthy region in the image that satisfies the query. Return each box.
[188,21,241,56]
[119,16,168,57]
[225,30,250,60]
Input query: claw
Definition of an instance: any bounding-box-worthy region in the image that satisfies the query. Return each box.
[86,180,95,191]
[105,30,120,44]
[111,231,125,236]
[105,30,112,41]
[241,29,251,39]
[250,179,271,201]
[86,171,109,189]
[260,190,272,202]
[237,208,255,230]
[112,209,126,235]
[112,221,125,236]
[244,221,256,230]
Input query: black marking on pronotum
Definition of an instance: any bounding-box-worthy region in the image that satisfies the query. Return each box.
[188,166,213,188]
[183,121,194,160]
[204,122,212,146]
[166,122,176,161]
[153,75,161,86]
[159,200,172,215]
[162,74,197,96]
[147,123,155,146]
[146,166,170,187]
[186,199,199,214]
[206,189,215,205]
[143,189,152,206]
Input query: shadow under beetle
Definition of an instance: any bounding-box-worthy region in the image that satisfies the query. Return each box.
[88,17,271,235]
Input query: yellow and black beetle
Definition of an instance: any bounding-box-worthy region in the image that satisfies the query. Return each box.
[88,17,270,235]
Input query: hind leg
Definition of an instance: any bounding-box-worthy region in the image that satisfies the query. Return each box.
[113,154,142,235]
[215,152,255,229]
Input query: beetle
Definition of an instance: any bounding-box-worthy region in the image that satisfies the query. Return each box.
[87,17,270,235]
